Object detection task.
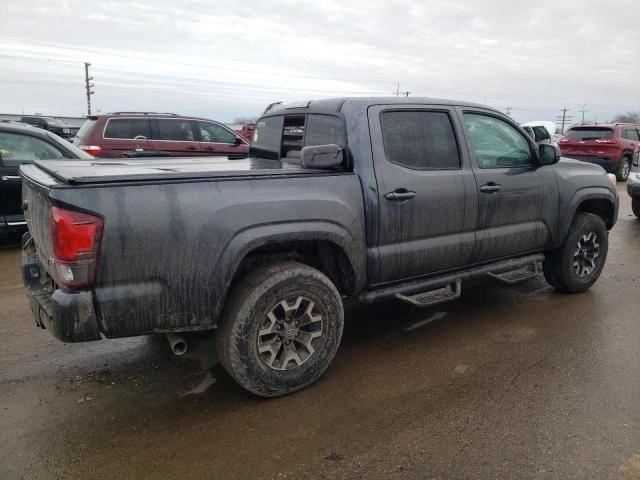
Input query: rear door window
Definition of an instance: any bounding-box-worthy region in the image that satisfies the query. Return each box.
[566,128,613,140]
[380,110,461,170]
[0,132,66,165]
[622,129,640,141]
[104,118,151,139]
[154,119,196,141]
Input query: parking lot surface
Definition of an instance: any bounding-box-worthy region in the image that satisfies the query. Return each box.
[1,183,639,480]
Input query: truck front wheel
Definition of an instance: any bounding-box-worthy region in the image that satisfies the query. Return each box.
[543,212,608,293]
[216,261,344,397]
[616,156,631,181]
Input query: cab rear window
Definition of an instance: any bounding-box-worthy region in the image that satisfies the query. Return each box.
[566,128,613,140]
[250,114,346,160]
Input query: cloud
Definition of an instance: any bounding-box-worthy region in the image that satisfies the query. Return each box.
[0,0,638,122]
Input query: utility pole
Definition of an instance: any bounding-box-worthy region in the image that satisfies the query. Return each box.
[84,62,95,115]
[505,107,512,117]
[394,82,410,97]
[556,108,572,134]
[579,104,588,123]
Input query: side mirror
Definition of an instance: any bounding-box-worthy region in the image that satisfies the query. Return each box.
[538,144,561,166]
[300,144,343,169]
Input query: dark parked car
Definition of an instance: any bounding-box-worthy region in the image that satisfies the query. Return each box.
[74,112,250,158]
[559,123,640,181]
[0,123,91,233]
[20,116,78,139]
[21,97,618,397]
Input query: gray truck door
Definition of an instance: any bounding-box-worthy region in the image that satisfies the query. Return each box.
[456,108,559,263]
[367,105,478,284]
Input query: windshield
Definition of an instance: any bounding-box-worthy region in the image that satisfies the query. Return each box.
[566,128,613,140]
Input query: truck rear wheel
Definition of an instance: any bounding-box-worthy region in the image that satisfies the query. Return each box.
[543,212,608,293]
[216,261,344,397]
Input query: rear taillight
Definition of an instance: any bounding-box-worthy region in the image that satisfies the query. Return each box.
[50,206,103,289]
[79,145,102,156]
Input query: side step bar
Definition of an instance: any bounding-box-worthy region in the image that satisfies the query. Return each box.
[360,254,545,307]
[395,279,461,308]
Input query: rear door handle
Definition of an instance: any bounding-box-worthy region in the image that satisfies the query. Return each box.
[385,189,416,201]
[186,146,198,151]
[479,183,503,194]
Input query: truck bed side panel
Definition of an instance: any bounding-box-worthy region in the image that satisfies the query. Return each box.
[44,174,365,337]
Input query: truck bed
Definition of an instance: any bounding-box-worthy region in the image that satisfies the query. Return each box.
[31,156,333,185]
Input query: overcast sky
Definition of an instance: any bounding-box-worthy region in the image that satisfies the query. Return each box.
[0,0,638,124]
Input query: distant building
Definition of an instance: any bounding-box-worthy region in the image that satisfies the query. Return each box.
[0,113,86,128]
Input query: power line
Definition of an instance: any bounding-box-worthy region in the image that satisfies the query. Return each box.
[0,36,395,86]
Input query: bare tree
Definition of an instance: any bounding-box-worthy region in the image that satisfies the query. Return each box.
[611,111,640,123]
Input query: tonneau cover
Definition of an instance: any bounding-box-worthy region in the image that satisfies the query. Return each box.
[33,156,326,184]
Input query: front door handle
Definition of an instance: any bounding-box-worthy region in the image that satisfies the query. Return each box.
[479,183,503,194]
[385,189,416,201]
[1,176,21,181]
[186,145,198,151]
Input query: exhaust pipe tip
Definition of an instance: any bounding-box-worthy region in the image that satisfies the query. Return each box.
[166,333,188,356]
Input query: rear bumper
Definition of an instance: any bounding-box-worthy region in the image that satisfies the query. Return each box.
[563,154,618,173]
[22,247,101,342]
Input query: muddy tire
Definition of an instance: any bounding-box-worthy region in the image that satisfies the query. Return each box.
[632,198,640,218]
[216,261,344,397]
[543,212,608,293]
[616,156,631,181]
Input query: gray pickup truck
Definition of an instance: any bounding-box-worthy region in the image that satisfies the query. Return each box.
[21,97,619,397]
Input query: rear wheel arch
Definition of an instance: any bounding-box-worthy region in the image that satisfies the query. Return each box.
[229,239,358,296]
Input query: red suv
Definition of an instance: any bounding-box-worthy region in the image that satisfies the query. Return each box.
[74,112,249,158]
[559,123,640,181]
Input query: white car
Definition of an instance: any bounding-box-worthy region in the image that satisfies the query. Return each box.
[627,145,640,218]
[522,121,558,146]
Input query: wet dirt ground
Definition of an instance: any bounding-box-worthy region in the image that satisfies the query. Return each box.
[1,183,639,479]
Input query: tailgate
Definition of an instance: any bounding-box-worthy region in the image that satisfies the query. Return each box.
[20,164,60,280]
[560,139,620,157]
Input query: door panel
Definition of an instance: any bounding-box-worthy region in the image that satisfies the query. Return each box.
[368,105,478,284]
[0,131,67,226]
[0,165,21,227]
[151,119,200,156]
[458,108,559,263]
